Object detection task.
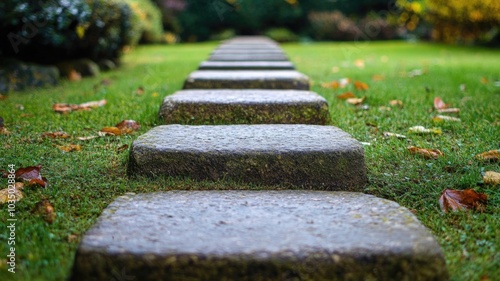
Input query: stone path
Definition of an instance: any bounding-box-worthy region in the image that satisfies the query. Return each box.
[71,191,448,281]
[73,37,449,280]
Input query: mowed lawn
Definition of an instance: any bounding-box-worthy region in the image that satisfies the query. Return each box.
[0,41,499,280]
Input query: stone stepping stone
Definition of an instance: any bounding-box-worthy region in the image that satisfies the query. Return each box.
[128,124,367,190]
[198,61,295,70]
[209,54,288,61]
[183,70,310,90]
[159,90,330,125]
[71,191,448,281]
[211,49,285,55]
[216,45,283,51]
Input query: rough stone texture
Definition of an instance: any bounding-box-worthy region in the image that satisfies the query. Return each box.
[215,45,283,52]
[198,61,295,70]
[183,70,310,90]
[159,90,330,125]
[209,54,288,61]
[71,191,449,281]
[128,125,367,190]
[0,58,59,92]
[212,49,285,55]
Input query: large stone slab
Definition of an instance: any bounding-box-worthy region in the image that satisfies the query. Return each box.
[128,124,367,190]
[216,45,283,51]
[212,49,285,55]
[198,61,295,70]
[209,54,288,61]
[71,191,449,281]
[183,70,310,90]
[159,90,330,125]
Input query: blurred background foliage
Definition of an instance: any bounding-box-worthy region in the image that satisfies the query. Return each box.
[0,0,498,64]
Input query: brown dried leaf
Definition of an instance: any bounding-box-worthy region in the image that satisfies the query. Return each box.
[68,234,79,243]
[99,127,122,136]
[68,69,82,81]
[41,131,70,139]
[0,183,24,204]
[346,97,366,105]
[337,92,356,99]
[116,120,140,134]
[389,100,403,107]
[476,150,499,161]
[32,199,56,224]
[480,77,488,84]
[484,171,500,185]
[439,189,487,213]
[354,81,369,90]
[408,146,444,159]
[58,144,82,152]
[136,86,145,95]
[434,97,448,110]
[53,99,106,114]
[14,165,48,188]
[117,144,129,152]
[321,81,339,89]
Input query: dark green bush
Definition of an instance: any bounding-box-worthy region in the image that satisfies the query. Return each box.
[124,0,164,43]
[264,28,299,43]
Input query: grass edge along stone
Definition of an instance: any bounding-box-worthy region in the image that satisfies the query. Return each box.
[158,89,331,125]
[128,124,367,190]
[71,191,449,281]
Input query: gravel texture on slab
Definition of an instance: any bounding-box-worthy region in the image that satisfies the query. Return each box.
[128,124,367,190]
[159,89,330,125]
[183,70,310,90]
[71,191,449,281]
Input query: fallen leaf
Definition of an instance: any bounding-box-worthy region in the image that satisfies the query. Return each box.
[0,182,24,204]
[434,97,448,110]
[0,94,7,100]
[99,127,122,136]
[372,74,385,81]
[346,97,366,105]
[77,136,99,141]
[389,100,403,107]
[483,171,500,185]
[117,144,129,152]
[116,120,140,134]
[408,126,442,135]
[15,104,24,110]
[321,81,339,89]
[408,69,423,77]
[378,106,391,111]
[408,146,444,159]
[354,81,369,90]
[339,78,350,88]
[136,86,145,95]
[437,108,460,114]
[14,165,48,188]
[53,99,107,114]
[354,59,365,69]
[68,234,79,243]
[476,150,499,161]
[433,115,461,122]
[41,131,70,139]
[337,92,356,99]
[480,77,488,84]
[58,144,82,152]
[68,69,82,81]
[439,189,487,213]
[383,132,407,139]
[32,199,56,224]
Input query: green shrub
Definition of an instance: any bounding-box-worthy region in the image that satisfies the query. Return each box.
[264,28,298,43]
[123,0,164,43]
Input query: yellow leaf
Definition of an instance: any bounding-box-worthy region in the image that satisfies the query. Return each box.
[408,126,442,135]
[476,150,499,161]
[433,115,461,122]
[484,171,500,185]
[0,182,24,204]
[76,25,86,39]
[408,146,444,159]
[99,127,122,136]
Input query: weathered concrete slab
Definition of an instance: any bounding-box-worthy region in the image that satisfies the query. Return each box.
[71,191,449,281]
[212,49,285,55]
[128,124,367,189]
[198,61,295,70]
[159,90,330,125]
[216,45,283,51]
[209,54,288,61]
[183,70,310,90]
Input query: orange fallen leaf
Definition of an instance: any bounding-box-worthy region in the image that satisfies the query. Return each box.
[117,144,129,152]
[41,131,70,139]
[53,99,107,114]
[476,150,499,161]
[337,92,356,99]
[389,100,403,107]
[372,74,385,81]
[354,81,369,90]
[99,127,122,136]
[0,94,7,100]
[439,189,487,213]
[434,97,448,110]
[346,97,366,105]
[58,144,82,152]
[480,77,488,84]
[68,69,82,81]
[408,146,444,159]
[12,165,48,188]
[321,81,339,89]
[116,120,140,134]
[354,59,365,69]
[32,199,56,224]
[483,171,500,185]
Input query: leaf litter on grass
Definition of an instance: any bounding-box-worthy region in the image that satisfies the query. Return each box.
[439,189,487,213]
[53,99,107,114]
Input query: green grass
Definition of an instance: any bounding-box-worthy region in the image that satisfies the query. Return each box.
[1,41,499,281]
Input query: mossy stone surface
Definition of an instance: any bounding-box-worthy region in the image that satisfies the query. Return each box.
[159,90,330,125]
[0,58,59,92]
[128,124,367,190]
[183,70,310,90]
[71,191,449,281]
[198,61,295,70]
